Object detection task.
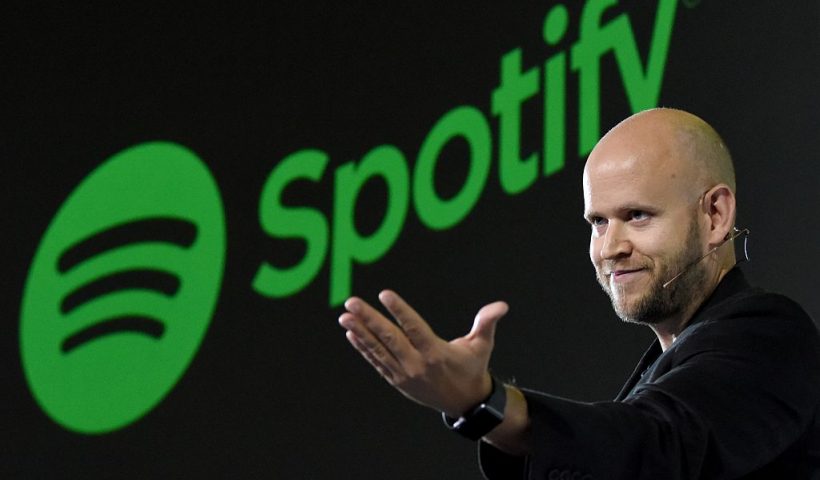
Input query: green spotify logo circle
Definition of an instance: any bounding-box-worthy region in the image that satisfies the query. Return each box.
[20,142,226,434]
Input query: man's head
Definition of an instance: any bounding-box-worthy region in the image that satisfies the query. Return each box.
[583,108,737,327]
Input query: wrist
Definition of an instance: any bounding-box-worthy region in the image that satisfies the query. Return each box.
[445,372,494,419]
[482,385,532,456]
[442,374,507,441]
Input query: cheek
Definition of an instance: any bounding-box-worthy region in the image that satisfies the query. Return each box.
[589,236,600,264]
[630,229,672,260]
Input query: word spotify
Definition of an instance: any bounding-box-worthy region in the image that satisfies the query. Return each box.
[21,0,677,435]
[252,0,678,305]
[20,143,226,434]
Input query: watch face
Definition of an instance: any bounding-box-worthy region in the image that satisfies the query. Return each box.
[442,377,507,440]
[455,405,504,441]
[479,402,506,420]
[451,378,507,440]
[475,403,505,426]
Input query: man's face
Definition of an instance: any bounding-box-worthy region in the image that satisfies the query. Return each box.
[583,151,708,325]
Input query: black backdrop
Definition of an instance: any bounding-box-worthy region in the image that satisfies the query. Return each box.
[3,1,819,478]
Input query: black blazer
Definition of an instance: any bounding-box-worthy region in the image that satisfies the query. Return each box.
[480,269,820,479]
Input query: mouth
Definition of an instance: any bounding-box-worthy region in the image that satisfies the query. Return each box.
[607,268,646,283]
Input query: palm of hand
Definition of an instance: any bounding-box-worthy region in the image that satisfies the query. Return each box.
[339,290,508,417]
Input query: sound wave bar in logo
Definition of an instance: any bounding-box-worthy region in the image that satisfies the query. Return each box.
[56,217,196,353]
[20,142,226,434]
[57,217,196,273]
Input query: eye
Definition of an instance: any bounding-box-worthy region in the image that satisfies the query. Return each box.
[629,210,650,221]
[588,216,607,226]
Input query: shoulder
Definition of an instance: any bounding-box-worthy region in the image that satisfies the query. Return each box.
[673,288,820,374]
[716,288,812,320]
[687,288,817,337]
[637,290,820,416]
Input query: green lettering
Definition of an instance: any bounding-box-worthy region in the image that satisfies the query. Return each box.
[492,48,540,194]
[414,106,492,230]
[330,145,409,305]
[614,0,677,114]
[253,149,329,298]
[543,4,569,176]
[572,0,678,155]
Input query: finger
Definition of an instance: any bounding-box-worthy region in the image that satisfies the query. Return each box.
[344,297,421,365]
[346,331,394,382]
[467,301,509,344]
[378,290,437,351]
[339,311,403,371]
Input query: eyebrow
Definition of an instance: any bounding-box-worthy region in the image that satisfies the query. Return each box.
[582,210,599,223]
[583,203,659,222]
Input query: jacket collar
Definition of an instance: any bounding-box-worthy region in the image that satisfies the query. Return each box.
[614,267,752,401]
[683,267,751,331]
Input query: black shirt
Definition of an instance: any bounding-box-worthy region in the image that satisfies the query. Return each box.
[480,269,820,479]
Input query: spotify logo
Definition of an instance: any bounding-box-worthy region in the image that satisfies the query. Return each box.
[20,142,226,434]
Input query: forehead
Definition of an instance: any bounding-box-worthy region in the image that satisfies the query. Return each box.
[582,142,692,215]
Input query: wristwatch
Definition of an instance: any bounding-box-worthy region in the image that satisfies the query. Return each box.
[442,375,507,441]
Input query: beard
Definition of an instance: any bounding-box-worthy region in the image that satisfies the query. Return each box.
[596,218,706,325]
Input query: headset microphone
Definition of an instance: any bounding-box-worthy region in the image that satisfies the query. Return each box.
[662,227,750,289]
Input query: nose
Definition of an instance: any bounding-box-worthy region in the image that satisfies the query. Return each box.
[598,221,632,260]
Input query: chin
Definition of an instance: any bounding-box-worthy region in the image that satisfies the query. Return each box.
[615,307,662,325]
[612,299,660,325]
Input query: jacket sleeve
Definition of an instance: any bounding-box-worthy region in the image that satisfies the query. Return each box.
[479,294,820,480]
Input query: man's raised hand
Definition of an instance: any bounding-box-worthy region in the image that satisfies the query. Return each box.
[338,289,508,418]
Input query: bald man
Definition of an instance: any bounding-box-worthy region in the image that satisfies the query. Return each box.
[339,109,820,479]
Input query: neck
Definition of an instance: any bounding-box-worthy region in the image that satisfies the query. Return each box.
[650,307,700,351]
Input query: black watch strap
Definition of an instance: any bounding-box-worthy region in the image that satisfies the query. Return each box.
[442,375,507,441]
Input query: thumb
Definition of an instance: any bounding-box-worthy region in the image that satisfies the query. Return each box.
[468,301,509,344]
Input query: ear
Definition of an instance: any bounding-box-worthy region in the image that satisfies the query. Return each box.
[703,184,736,248]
